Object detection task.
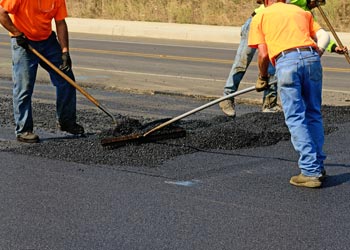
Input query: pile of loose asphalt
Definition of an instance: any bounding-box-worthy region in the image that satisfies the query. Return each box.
[1,96,349,168]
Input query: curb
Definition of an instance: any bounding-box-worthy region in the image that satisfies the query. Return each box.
[65,18,242,44]
[2,18,349,45]
[65,18,350,45]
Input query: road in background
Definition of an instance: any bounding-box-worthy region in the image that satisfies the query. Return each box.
[1,32,350,106]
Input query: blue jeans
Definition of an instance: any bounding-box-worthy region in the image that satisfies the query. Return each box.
[275,48,326,177]
[11,32,77,135]
[223,17,277,104]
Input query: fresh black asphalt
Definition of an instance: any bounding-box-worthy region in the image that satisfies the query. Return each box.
[1,79,350,249]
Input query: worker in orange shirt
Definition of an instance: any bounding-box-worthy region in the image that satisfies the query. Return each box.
[248,0,330,188]
[0,0,84,143]
[219,0,347,118]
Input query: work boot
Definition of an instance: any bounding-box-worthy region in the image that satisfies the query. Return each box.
[289,173,322,188]
[219,99,236,117]
[262,104,282,113]
[58,122,85,135]
[262,92,282,113]
[16,132,39,143]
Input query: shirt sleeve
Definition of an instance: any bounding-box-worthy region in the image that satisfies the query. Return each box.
[0,0,19,14]
[290,0,309,11]
[254,4,265,14]
[310,18,321,38]
[326,40,337,52]
[248,14,265,48]
[54,0,68,21]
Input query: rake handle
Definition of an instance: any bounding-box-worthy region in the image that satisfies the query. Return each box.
[143,80,277,137]
[28,45,117,124]
[316,4,350,64]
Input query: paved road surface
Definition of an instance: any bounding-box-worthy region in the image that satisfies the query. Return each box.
[1,33,350,249]
[1,77,350,249]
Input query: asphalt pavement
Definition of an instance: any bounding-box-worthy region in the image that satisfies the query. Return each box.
[1,77,350,249]
[1,20,350,250]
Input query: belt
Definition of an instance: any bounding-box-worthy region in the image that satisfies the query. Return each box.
[275,46,316,62]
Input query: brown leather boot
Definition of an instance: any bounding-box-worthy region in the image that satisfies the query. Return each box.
[290,174,322,188]
[219,99,236,117]
[16,132,39,143]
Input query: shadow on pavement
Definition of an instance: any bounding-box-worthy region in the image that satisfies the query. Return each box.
[322,172,350,188]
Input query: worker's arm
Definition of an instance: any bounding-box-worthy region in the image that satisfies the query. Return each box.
[55,19,69,53]
[257,43,270,77]
[55,19,72,72]
[255,43,270,92]
[326,40,348,54]
[315,28,330,57]
[0,6,29,49]
[0,6,21,36]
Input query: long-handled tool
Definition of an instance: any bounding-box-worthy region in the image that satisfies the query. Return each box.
[316,3,350,64]
[101,80,278,147]
[28,45,118,124]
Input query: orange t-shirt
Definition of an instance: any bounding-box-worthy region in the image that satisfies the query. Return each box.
[0,0,68,41]
[248,2,321,64]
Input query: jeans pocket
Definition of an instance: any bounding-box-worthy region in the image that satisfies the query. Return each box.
[307,60,322,82]
[276,60,298,87]
[11,38,22,50]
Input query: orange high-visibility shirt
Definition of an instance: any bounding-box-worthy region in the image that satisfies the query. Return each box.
[248,2,321,64]
[0,0,68,41]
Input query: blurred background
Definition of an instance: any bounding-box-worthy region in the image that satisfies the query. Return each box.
[66,0,349,32]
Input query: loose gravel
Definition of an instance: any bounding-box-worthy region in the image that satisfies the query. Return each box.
[1,96,349,167]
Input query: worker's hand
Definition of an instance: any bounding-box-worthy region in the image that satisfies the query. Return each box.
[15,33,29,50]
[59,52,72,72]
[306,0,318,10]
[333,46,348,55]
[316,47,325,57]
[256,75,269,92]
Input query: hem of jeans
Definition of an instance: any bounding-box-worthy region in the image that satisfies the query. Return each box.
[300,170,322,178]
[15,131,33,137]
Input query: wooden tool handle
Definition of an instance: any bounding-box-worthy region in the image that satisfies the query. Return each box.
[316,5,350,64]
[28,45,117,124]
[28,45,101,105]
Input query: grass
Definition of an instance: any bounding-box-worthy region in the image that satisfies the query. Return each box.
[66,0,349,32]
